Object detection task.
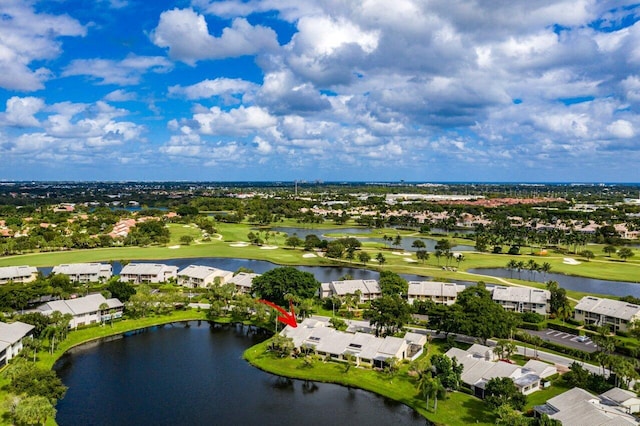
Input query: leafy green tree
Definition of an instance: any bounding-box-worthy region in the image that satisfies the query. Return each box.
[416,250,429,263]
[430,353,463,390]
[14,395,56,426]
[326,241,345,258]
[456,286,521,343]
[285,235,303,249]
[8,364,67,402]
[412,239,426,249]
[179,235,194,245]
[618,247,635,261]
[378,270,408,296]
[251,267,320,306]
[107,279,136,302]
[365,295,411,336]
[603,245,617,257]
[494,404,529,426]
[376,252,386,265]
[580,250,595,261]
[484,377,527,411]
[358,251,371,265]
[16,313,52,339]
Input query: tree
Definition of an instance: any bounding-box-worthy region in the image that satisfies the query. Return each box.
[251,267,320,306]
[416,250,429,263]
[617,247,635,262]
[376,252,386,265]
[358,251,371,265]
[547,281,570,318]
[484,377,527,411]
[603,245,617,257]
[107,279,136,302]
[430,353,463,390]
[179,235,194,245]
[580,250,595,261]
[8,364,67,402]
[378,270,408,296]
[365,295,412,336]
[392,234,402,249]
[14,395,56,426]
[285,235,303,249]
[412,239,426,250]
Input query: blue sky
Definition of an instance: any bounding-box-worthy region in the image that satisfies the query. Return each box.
[1,0,640,182]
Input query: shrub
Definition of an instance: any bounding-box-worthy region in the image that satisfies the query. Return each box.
[548,323,578,334]
[521,312,545,323]
[519,322,545,331]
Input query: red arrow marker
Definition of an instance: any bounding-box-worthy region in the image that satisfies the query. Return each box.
[258,299,298,328]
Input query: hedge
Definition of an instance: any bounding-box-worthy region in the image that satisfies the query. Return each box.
[518,322,546,331]
[548,323,578,334]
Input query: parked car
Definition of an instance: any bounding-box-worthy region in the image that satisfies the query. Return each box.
[576,335,589,342]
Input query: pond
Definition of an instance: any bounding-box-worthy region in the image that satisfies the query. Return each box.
[468,268,640,298]
[270,227,475,252]
[54,322,427,426]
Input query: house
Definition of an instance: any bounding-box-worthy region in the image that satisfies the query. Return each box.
[51,263,113,283]
[406,281,465,305]
[0,265,39,285]
[177,265,234,288]
[281,318,424,368]
[445,345,551,397]
[227,272,260,294]
[534,387,639,425]
[119,263,178,284]
[0,321,35,366]
[320,279,381,302]
[600,387,640,414]
[573,296,640,333]
[490,286,550,314]
[38,294,124,328]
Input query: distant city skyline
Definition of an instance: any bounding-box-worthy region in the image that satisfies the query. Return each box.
[1,1,639,182]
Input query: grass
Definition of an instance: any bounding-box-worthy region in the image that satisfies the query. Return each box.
[244,338,495,426]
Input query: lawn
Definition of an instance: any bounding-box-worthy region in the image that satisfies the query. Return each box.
[244,338,496,426]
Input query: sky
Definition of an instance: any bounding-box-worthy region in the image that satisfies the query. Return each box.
[1,0,640,183]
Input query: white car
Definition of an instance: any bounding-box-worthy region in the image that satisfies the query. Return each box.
[576,335,589,342]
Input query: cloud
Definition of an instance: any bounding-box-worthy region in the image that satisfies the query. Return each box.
[0,0,86,91]
[104,90,138,102]
[150,8,279,64]
[63,54,173,85]
[168,78,258,100]
[178,105,277,136]
[2,96,45,127]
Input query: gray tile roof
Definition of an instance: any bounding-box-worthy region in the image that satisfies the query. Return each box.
[120,263,177,276]
[575,297,640,321]
[52,263,112,276]
[39,294,122,316]
[491,286,550,304]
[0,265,37,280]
[407,281,464,297]
[326,279,381,296]
[227,272,260,289]
[0,321,34,345]
[177,265,233,280]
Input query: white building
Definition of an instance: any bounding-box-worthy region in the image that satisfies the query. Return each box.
[407,281,465,305]
[38,294,124,328]
[490,286,550,314]
[282,318,424,368]
[0,321,34,366]
[534,387,639,425]
[573,296,640,333]
[227,272,260,294]
[119,263,178,284]
[177,265,234,288]
[445,345,556,398]
[320,279,381,302]
[0,265,38,285]
[51,263,113,283]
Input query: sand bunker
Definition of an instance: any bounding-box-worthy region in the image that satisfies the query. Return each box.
[168,245,180,249]
[392,251,412,256]
[403,258,418,263]
[230,242,249,247]
[563,257,581,265]
[260,245,278,250]
[302,253,317,258]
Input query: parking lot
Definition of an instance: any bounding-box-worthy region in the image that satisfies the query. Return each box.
[525,329,599,353]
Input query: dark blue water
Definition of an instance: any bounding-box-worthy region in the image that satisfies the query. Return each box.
[54,322,426,426]
[468,268,640,297]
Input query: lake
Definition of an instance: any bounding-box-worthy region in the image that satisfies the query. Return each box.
[54,322,427,426]
[468,267,640,298]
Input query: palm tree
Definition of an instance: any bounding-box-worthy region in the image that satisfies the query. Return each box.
[506,259,518,278]
[99,302,109,324]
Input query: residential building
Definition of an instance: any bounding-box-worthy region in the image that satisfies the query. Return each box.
[177,265,234,288]
[227,272,260,294]
[407,281,465,305]
[38,293,124,328]
[119,263,178,284]
[0,265,38,285]
[0,321,35,366]
[320,279,381,302]
[600,388,640,414]
[534,387,639,425]
[282,317,424,367]
[573,296,640,333]
[445,345,556,397]
[51,263,113,283]
[490,286,550,314]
